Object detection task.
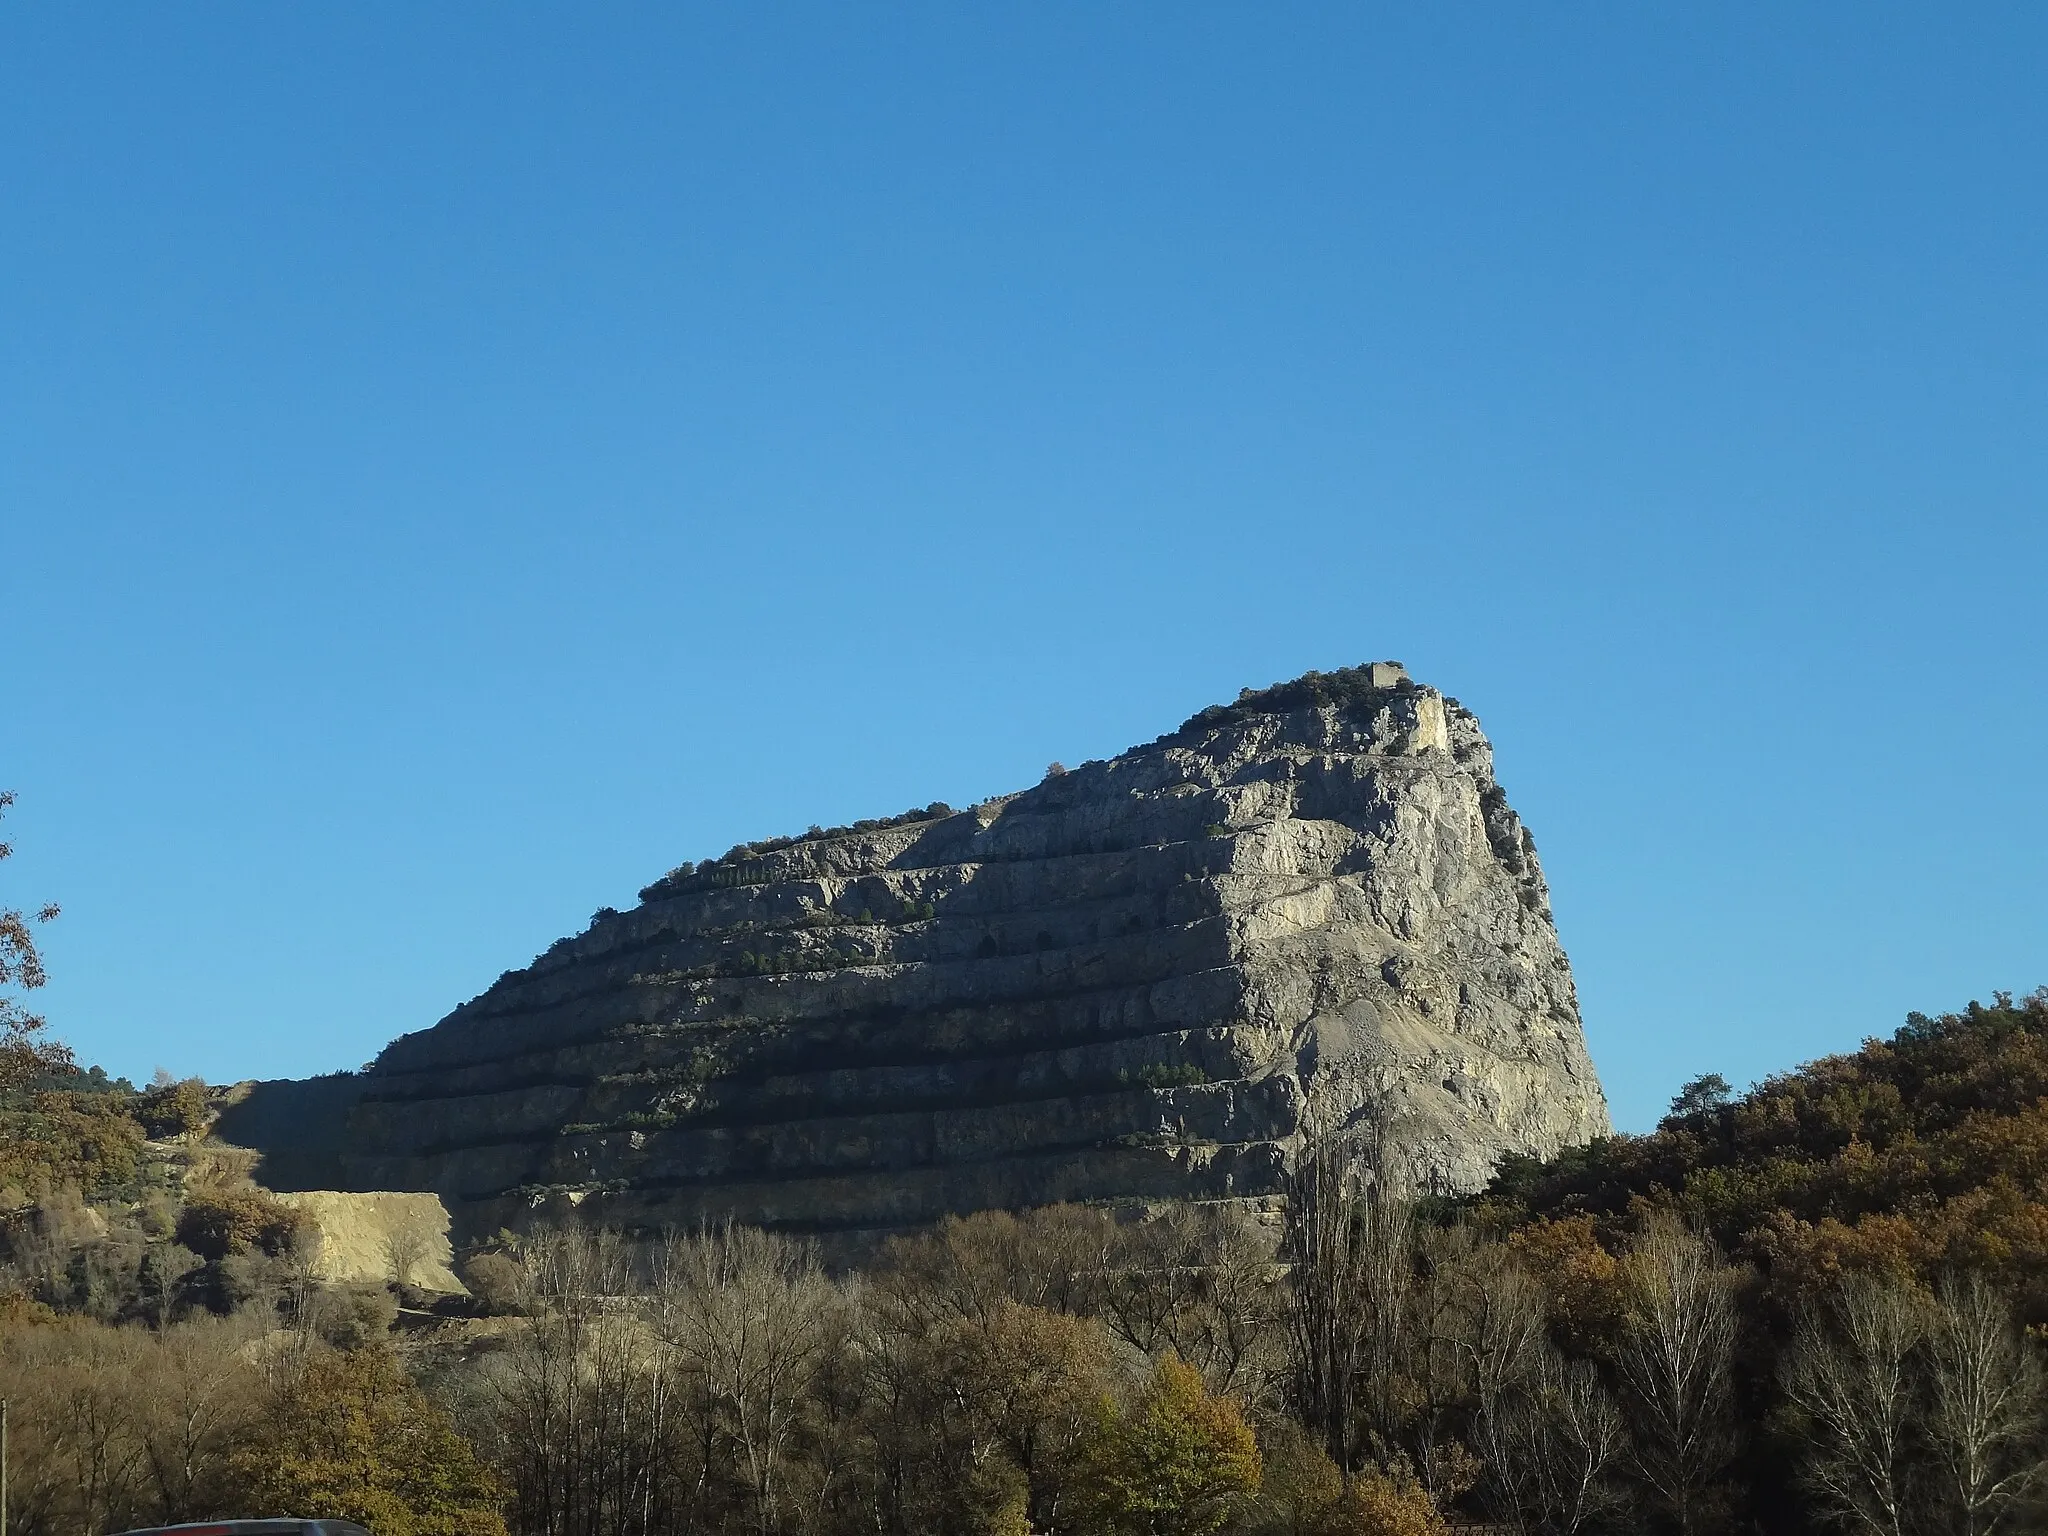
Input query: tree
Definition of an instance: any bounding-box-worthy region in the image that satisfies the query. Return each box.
[1780,1273,1927,1536]
[175,1189,309,1261]
[136,1075,212,1139]
[233,1343,506,1536]
[652,1221,843,1536]
[1504,1346,1629,1536]
[0,791,71,1092]
[1284,1095,1414,1476]
[132,1315,266,1522]
[1612,1219,1739,1536]
[386,1222,433,1289]
[1312,1467,1450,1536]
[876,1204,1119,1331]
[1924,1274,2045,1536]
[948,1300,1117,1533]
[1456,1247,1627,1536]
[1247,1418,1344,1536]
[487,1226,658,1536]
[26,1321,147,1536]
[1096,1205,1284,1412]
[1080,1356,1262,1536]
[1663,1074,1732,1125]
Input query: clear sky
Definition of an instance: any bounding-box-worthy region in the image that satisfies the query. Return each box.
[4,5,2043,1131]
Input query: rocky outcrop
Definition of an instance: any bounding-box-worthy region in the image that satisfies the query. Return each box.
[269,667,1608,1241]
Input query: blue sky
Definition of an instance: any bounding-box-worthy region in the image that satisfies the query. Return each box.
[4,5,2042,1131]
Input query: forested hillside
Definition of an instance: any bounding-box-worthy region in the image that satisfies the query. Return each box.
[0,992,2044,1536]
[1485,988,2048,1318]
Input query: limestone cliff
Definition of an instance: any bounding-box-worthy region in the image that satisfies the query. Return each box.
[283,666,1608,1238]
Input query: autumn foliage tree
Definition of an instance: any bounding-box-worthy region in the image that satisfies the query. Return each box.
[1079,1356,1261,1536]
[1483,989,2048,1311]
[233,1343,506,1536]
[0,790,70,1092]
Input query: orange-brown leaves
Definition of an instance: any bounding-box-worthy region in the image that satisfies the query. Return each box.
[0,790,72,1092]
[1508,1216,1623,1353]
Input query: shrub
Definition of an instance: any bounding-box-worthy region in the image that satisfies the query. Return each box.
[312,1282,399,1348]
[1311,1470,1449,1536]
[460,1250,523,1314]
[0,1089,146,1195]
[136,1076,211,1138]
[1119,1064,1208,1090]
[1173,664,1416,737]
[1247,1419,1343,1536]
[176,1191,310,1261]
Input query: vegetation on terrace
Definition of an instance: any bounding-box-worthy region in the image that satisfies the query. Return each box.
[636,803,960,903]
[1172,665,1421,737]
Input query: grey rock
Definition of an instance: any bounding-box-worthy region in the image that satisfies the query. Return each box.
[227,667,1609,1242]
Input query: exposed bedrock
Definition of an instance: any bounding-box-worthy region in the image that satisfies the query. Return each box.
[226,666,1610,1242]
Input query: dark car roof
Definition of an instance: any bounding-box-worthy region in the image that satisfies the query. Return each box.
[112,1522,372,1536]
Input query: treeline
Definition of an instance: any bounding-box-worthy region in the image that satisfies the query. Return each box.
[3,993,2047,1536]
[0,1311,501,1536]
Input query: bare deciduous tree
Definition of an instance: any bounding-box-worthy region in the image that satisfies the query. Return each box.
[1096,1205,1284,1409]
[1613,1218,1739,1536]
[385,1221,432,1289]
[276,1221,324,1344]
[1781,1272,1927,1536]
[1924,1273,2046,1536]
[654,1221,844,1536]
[874,1205,1118,1334]
[1283,1084,1414,1478]
[488,1225,659,1536]
[132,1314,266,1523]
[1448,1237,1627,1536]
[9,1322,148,1536]
[1514,1344,1630,1536]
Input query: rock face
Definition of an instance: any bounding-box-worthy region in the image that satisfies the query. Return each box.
[327,667,1608,1241]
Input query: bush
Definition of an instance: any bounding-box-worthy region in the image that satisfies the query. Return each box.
[1246,1419,1342,1536]
[313,1282,399,1348]
[176,1191,309,1260]
[136,1076,211,1138]
[1174,664,1416,736]
[1311,1471,1449,1536]
[461,1250,524,1314]
[0,1089,146,1195]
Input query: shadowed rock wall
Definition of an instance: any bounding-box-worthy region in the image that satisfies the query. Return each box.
[213,1074,368,1192]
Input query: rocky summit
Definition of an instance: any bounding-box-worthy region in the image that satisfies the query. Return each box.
[231,665,1608,1242]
